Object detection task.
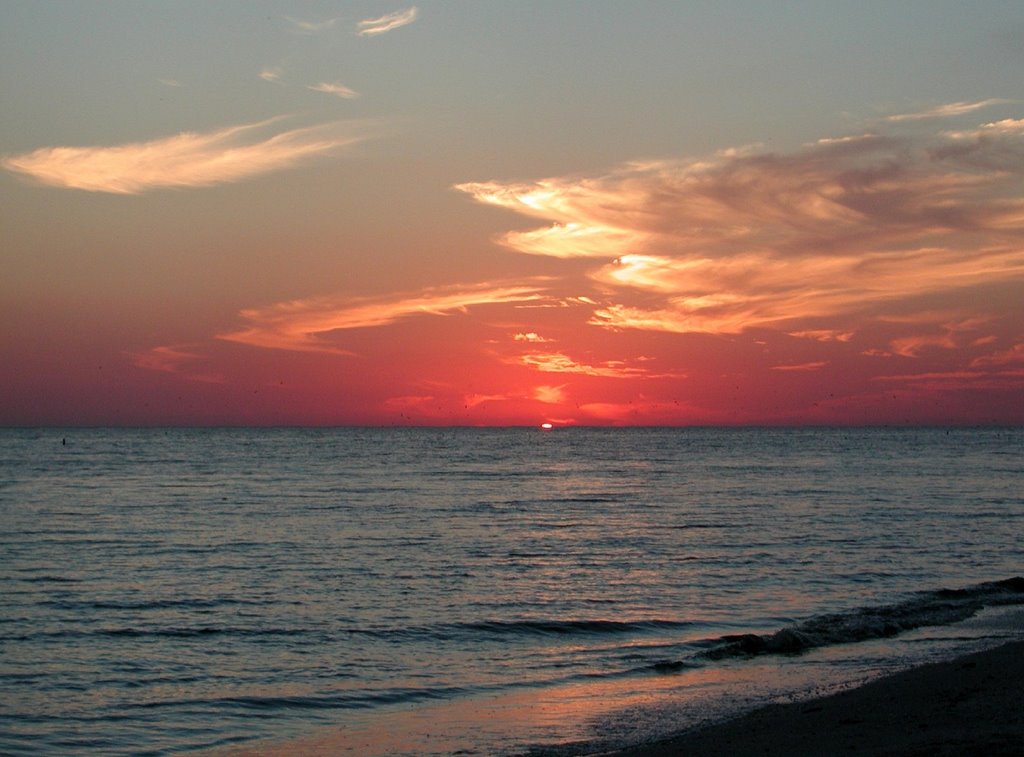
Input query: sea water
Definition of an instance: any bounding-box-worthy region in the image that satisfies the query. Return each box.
[1,427,1021,755]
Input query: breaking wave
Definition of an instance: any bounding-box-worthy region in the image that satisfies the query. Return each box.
[700,577,1024,660]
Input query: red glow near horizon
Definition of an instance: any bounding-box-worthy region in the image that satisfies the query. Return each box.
[2,94,1023,426]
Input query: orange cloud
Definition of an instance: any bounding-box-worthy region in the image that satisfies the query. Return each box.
[513,332,552,343]
[770,361,828,372]
[515,351,667,379]
[3,118,366,193]
[220,282,546,353]
[459,119,1024,344]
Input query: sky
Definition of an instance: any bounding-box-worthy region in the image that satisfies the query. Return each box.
[3,0,1024,426]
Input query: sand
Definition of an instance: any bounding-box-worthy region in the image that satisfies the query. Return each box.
[611,641,1024,757]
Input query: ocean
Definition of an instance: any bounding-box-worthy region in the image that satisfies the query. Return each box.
[1,427,1022,755]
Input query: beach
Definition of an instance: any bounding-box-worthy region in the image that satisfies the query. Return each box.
[614,641,1024,757]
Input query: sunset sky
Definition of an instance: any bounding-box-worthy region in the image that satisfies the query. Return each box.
[3,1,1024,425]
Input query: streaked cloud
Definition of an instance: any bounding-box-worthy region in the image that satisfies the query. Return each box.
[971,343,1024,368]
[770,361,828,372]
[220,282,546,353]
[457,116,1024,346]
[2,118,366,193]
[129,345,224,383]
[357,7,418,36]
[872,368,1024,391]
[307,82,360,99]
[463,393,511,408]
[789,330,854,342]
[285,16,338,34]
[516,352,656,379]
[886,99,1010,122]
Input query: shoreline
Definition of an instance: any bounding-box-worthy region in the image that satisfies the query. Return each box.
[610,640,1024,756]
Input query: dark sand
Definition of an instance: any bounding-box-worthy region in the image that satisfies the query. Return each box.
[612,641,1024,757]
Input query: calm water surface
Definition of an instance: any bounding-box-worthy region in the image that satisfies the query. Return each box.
[1,427,1021,755]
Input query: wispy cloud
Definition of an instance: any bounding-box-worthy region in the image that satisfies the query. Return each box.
[770,361,828,372]
[886,98,1010,122]
[789,330,854,342]
[220,282,546,353]
[457,116,1024,345]
[533,384,567,403]
[3,118,367,193]
[357,7,418,36]
[259,67,283,83]
[129,345,224,383]
[515,352,657,379]
[307,81,360,99]
[971,342,1024,368]
[285,16,338,34]
[463,392,511,408]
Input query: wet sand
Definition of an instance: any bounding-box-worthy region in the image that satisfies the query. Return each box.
[612,641,1024,756]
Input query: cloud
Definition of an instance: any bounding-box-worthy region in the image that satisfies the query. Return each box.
[384,394,436,410]
[286,16,338,34]
[971,343,1024,368]
[513,332,552,343]
[533,384,567,404]
[463,393,510,408]
[770,361,828,372]
[129,345,224,383]
[872,368,1024,391]
[789,330,854,342]
[260,67,283,82]
[515,352,656,378]
[457,117,1024,341]
[887,317,991,357]
[2,118,367,194]
[307,82,360,99]
[886,99,1010,122]
[357,7,418,36]
[220,282,546,353]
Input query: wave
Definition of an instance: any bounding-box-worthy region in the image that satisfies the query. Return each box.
[454,618,694,637]
[122,685,473,713]
[0,626,320,642]
[2,618,690,644]
[38,597,275,611]
[335,617,695,642]
[700,577,1024,660]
